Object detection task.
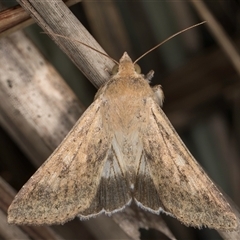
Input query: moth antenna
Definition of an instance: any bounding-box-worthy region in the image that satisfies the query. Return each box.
[41,32,119,65]
[134,21,206,64]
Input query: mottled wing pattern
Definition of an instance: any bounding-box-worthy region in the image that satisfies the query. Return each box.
[140,98,237,230]
[8,98,113,225]
[81,139,131,218]
[134,150,166,214]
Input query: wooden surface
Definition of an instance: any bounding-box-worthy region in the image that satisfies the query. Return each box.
[0,1,82,38]
[17,0,114,89]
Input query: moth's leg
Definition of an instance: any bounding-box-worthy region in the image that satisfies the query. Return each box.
[152,85,164,107]
[145,70,154,82]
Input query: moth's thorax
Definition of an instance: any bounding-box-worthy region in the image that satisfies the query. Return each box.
[105,53,154,100]
[103,75,152,133]
[100,53,154,135]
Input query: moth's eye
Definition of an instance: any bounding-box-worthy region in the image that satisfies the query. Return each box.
[134,64,141,74]
[111,65,119,75]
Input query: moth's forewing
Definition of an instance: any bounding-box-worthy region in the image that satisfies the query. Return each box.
[8,99,113,224]
[139,98,237,230]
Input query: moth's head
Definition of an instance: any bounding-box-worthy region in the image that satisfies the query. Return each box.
[111,52,141,76]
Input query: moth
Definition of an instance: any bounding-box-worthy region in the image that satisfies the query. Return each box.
[8,23,237,230]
